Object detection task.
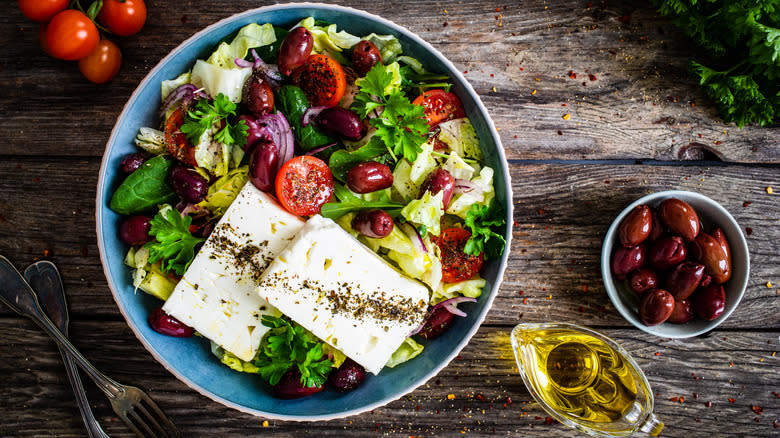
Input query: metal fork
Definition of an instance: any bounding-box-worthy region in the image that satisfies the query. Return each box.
[0,255,181,438]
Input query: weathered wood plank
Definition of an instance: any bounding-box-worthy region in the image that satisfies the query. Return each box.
[0,1,778,162]
[1,159,777,327]
[0,321,778,437]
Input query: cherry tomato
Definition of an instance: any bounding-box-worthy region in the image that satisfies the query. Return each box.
[38,23,54,57]
[292,54,347,107]
[275,156,334,216]
[438,227,484,283]
[97,0,147,37]
[413,89,466,126]
[45,10,99,61]
[164,107,198,167]
[78,39,122,84]
[18,0,68,22]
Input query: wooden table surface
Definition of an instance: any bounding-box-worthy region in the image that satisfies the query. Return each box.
[1,1,778,436]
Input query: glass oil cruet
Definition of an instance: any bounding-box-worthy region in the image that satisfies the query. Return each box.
[510,322,664,437]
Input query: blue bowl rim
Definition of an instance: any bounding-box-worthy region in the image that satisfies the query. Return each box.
[600,190,749,339]
[95,2,513,421]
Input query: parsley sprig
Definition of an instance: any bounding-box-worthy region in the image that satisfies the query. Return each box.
[254,315,334,388]
[180,93,248,147]
[463,199,506,260]
[144,208,204,276]
[351,64,430,162]
[653,0,780,127]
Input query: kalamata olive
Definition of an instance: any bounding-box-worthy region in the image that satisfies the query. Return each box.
[249,141,279,192]
[418,305,456,340]
[119,215,152,245]
[667,299,694,324]
[658,198,700,241]
[638,288,675,326]
[346,161,393,193]
[647,235,687,270]
[314,107,363,140]
[711,227,732,271]
[692,284,726,321]
[352,209,394,238]
[148,307,194,337]
[242,74,274,116]
[665,262,705,300]
[628,268,659,295]
[690,232,731,284]
[277,26,313,76]
[619,205,653,247]
[119,153,148,174]
[351,40,382,76]
[328,358,366,392]
[611,244,646,280]
[648,208,665,241]
[273,368,324,399]
[419,168,455,208]
[170,166,209,203]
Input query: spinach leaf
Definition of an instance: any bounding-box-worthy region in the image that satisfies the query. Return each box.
[109,155,177,215]
[328,140,388,182]
[320,184,403,219]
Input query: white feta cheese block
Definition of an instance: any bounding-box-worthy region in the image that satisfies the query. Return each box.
[162,182,305,361]
[257,215,429,374]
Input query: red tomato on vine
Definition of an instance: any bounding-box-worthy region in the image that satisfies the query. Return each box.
[97,0,147,37]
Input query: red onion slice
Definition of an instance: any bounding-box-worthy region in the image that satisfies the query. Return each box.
[400,223,427,253]
[430,296,477,317]
[250,49,283,81]
[454,179,482,196]
[301,106,330,127]
[256,113,294,170]
[234,58,252,68]
[160,84,197,117]
[304,142,338,156]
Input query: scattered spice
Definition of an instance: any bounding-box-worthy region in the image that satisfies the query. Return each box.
[562,113,570,120]
[751,405,764,415]
[588,73,597,81]
[568,70,577,79]
[743,201,751,207]
[767,186,774,194]
[582,284,588,293]
[447,394,456,400]
[262,420,269,427]
[705,401,712,407]
[531,89,537,95]
[767,281,773,288]
[745,227,753,236]
[728,397,736,403]
[654,352,661,356]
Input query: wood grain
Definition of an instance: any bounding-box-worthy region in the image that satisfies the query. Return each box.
[1,0,778,161]
[0,321,778,437]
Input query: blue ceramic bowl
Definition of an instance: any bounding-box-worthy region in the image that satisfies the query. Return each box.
[96,3,512,420]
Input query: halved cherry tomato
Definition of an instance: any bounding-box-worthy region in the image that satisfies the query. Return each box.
[45,9,99,61]
[97,0,147,37]
[164,107,198,167]
[438,227,484,283]
[275,156,334,216]
[413,89,466,126]
[78,39,122,84]
[18,0,68,22]
[292,54,347,107]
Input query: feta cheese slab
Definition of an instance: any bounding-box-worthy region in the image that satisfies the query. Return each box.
[257,215,429,374]
[162,182,305,361]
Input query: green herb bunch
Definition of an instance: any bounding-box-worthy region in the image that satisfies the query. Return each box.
[255,315,333,388]
[464,199,506,260]
[653,0,780,127]
[180,93,249,147]
[144,208,204,276]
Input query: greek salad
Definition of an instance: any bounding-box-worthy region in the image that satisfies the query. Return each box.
[110,18,506,398]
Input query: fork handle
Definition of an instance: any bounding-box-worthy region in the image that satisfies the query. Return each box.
[0,256,125,398]
[58,347,111,438]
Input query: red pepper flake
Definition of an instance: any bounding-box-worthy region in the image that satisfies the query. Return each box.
[34,177,40,183]
[728,398,736,403]
[416,405,420,411]
[537,208,546,215]
[654,352,661,356]
[582,284,589,293]
[506,397,513,405]
[670,397,679,402]
[588,73,597,81]
[579,306,585,312]
[514,134,518,138]
[751,405,764,415]
[698,133,703,138]
[544,417,556,425]
[519,67,524,71]
[557,130,563,135]
[490,73,494,77]
[773,391,780,399]
[568,70,577,79]
[714,141,722,145]
[745,227,753,236]
[679,396,685,403]
[456,355,462,360]
[476,393,486,402]
[518,290,524,296]
[604,180,610,184]
[463,70,468,74]
[774,419,779,429]
[743,201,751,207]
[43,249,51,257]
[755,417,761,423]
[618,14,631,23]
[582,81,587,87]
[16,164,22,169]
[181,15,188,24]
[80,245,88,257]
[705,401,712,407]
[693,393,699,399]
[443,22,448,27]
[522,297,528,304]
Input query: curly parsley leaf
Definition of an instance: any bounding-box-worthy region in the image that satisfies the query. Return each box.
[180,93,248,148]
[351,64,429,161]
[463,199,507,260]
[144,208,204,276]
[254,315,333,388]
[653,0,780,127]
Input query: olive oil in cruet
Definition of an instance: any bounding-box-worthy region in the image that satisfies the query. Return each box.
[511,323,664,436]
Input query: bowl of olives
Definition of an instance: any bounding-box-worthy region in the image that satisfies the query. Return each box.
[601,191,749,338]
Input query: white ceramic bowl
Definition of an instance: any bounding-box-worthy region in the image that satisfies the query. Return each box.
[601,190,749,338]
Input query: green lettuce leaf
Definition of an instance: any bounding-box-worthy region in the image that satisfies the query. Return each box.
[386,338,424,368]
[206,23,277,69]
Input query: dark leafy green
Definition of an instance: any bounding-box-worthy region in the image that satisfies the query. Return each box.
[109,155,177,215]
[320,184,403,220]
[463,198,506,260]
[275,85,336,152]
[328,141,388,182]
[253,26,289,63]
[254,315,333,388]
[144,208,204,276]
[180,93,248,148]
[653,0,780,127]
